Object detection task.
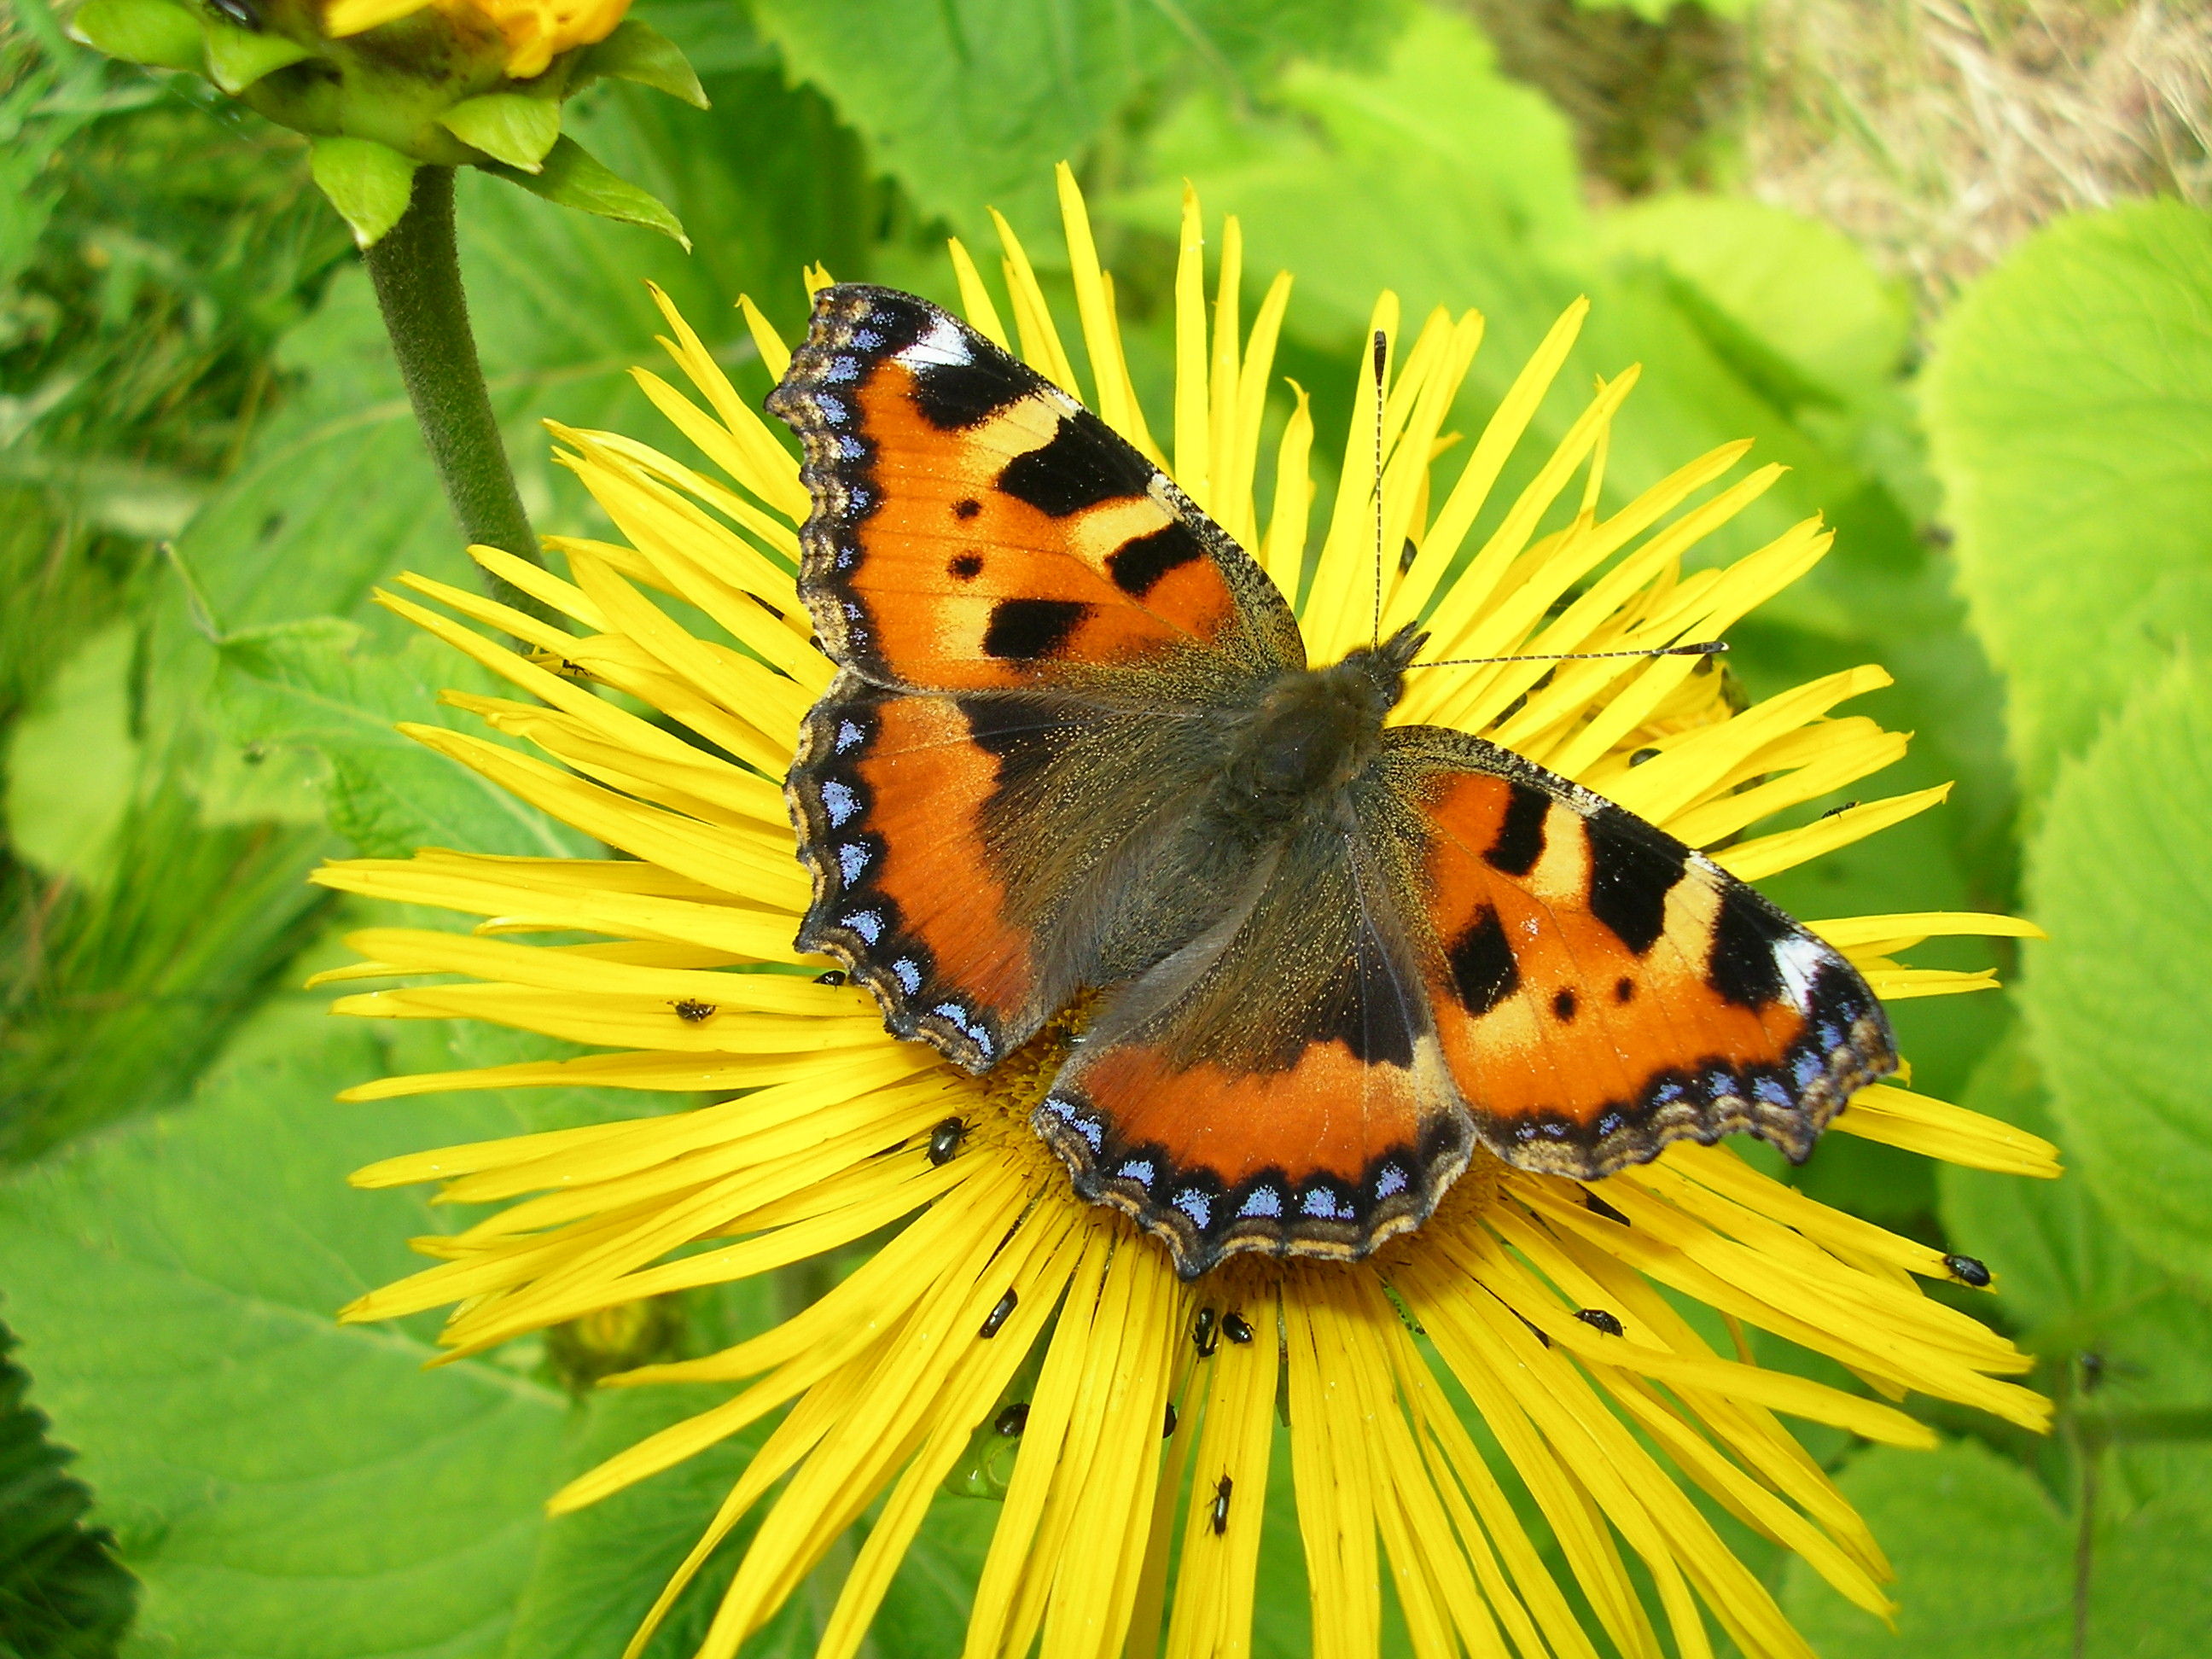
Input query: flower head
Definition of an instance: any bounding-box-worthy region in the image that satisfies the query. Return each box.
[324,0,629,79]
[320,167,2058,1659]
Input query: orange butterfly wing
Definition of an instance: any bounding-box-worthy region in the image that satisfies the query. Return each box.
[1380,729,1897,1177]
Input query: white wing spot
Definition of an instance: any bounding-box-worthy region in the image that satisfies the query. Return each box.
[901,314,974,369]
[1772,933,1827,1006]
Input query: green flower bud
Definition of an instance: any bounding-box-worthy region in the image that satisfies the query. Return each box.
[69,0,701,247]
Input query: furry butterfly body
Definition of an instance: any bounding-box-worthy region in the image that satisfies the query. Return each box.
[768,284,1896,1279]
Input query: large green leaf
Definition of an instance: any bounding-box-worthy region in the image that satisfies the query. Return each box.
[210,616,587,859]
[748,0,1395,241]
[1782,1439,2212,1659]
[2020,661,2212,1286]
[1591,193,1912,406]
[1924,201,2212,797]
[0,1023,573,1658]
[1941,1030,2212,1430]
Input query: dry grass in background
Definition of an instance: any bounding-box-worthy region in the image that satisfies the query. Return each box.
[1745,0,2212,320]
[1470,0,2211,329]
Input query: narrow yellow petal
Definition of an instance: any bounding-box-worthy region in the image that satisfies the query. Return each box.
[1283,1273,1382,1659]
[1173,182,1212,511]
[737,294,792,381]
[1300,289,1399,655]
[390,567,582,656]
[1836,1084,2061,1176]
[948,237,1013,350]
[1715,783,1952,881]
[1163,1279,1278,1659]
[312,855,808,963]
[1387,297,1587,633]
[1055,161,1157,458]
[1220,267,1294,556]
[1261,381,1316,598]
[992,212,1082,397]
[1206,212,1244,533]
[1810,911,2046,954]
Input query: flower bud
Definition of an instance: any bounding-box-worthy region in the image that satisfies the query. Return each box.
[70,0,701,247]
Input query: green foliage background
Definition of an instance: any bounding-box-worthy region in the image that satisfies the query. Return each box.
[1,0,2208,1655]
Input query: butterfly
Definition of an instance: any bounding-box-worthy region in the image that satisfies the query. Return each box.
[765,284,1897,1281]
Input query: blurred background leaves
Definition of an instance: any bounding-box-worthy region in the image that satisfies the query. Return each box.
[1,0,2208,1656]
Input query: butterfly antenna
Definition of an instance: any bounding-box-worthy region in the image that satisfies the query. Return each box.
[1408,639,1729,670]
[1371,329,1386,650]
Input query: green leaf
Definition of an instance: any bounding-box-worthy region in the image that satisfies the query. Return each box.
[0,789,332,1167]
[488,135,689,247]
[1925,201,2212,796]
[1592,193,1910,401]
[0,1320,137,1658]
[2020,660,2212,1285]
[442,91,565,172]
[574,19,709,109]
[3,620,140,893]
[0,1024,572,1658]
[748,0,1392,238]
[1941,1029,2212,1423]
[308,135,421,250]
[212,615,588,859]
[199,18,311,95]
[67,0,202,72]
[1781,1439,2212,1658]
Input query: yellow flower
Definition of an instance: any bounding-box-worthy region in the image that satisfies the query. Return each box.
[324,0,627,78]
[320,167,2059,1659]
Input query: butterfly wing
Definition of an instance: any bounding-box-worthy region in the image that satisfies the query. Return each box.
[1377,726,1896,1177]
[771,286,1302,1067]
[768,284,1301,696]
[1033,808,1477,1278]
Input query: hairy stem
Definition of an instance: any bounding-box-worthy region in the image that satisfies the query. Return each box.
[363,166,547,620]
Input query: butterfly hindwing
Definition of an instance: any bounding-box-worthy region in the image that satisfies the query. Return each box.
[768,285,1300,697]
[1379,727,1897,1177]
[1033,812,1476,1278]
[790,672,1283,1068]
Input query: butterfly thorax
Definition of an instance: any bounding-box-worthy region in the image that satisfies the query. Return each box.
[1213,625,1426,836]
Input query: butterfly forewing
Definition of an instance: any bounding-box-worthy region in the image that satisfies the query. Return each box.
[767,285,1299,696]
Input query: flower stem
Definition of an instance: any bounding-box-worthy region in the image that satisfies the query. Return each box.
[363,166,547,620]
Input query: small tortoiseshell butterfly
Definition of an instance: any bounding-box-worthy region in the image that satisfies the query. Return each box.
[767,285,1896,1280]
